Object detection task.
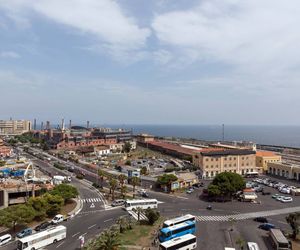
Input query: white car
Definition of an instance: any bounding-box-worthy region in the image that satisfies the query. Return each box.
[280,188,290,194]
[276,196,285,201]
[51,214,64,224]
[281,197,293,203]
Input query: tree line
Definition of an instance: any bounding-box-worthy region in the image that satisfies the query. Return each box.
[0,184,78,231]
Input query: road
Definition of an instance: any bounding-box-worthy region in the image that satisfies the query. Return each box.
[2,153,126,250]
[5,148,299,249]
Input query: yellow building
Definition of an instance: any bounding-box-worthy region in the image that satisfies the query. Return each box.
[268,162,300,180]
[193,148,258,179]
[256,151,281,173]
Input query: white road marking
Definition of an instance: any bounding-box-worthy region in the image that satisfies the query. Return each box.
[56,241,65,248]
[72,232,80,238]
[88,224,97,229]
[104,218,113,223]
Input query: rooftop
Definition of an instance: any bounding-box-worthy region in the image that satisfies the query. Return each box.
[256,151,278,157]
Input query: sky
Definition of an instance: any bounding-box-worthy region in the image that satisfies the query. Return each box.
[0,0,300,125]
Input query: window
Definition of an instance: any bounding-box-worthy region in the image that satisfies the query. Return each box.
[242,157,244,160]
[233,157,236,160]
[206,158,209,161]
[241,163,244,166]
[229,164,231,167]
[224,164,227,167]
[229,157,232,160]
[215,158,218,161]
[224,158,227,161]
[211,158,213,161]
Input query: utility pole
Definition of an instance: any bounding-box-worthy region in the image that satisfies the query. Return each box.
[222,124,225,141]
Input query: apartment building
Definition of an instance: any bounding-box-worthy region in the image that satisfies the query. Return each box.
[256,151,281,173]
[0,120,31,135]
[193,149,258,178]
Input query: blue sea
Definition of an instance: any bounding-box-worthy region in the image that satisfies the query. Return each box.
[103,125,300,148]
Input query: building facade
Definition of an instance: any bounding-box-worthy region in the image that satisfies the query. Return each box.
[0,120,31,135]
[256,151,281,173]
[193,149,257,178]
[268,162,300,180]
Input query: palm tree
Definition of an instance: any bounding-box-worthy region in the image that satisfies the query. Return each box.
[131,176,140,197]
[85,229,120,250]
[99,229,121,250]
[235,237,245,250]
[116,216,127,233]
[98,169,106,188]
[286,212,300,239]
[118,174,127,187]
[109,178,118,200]
[120,185,127,199]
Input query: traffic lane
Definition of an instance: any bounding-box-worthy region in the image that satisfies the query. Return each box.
[196,221,231,250]
[48,208,126,250]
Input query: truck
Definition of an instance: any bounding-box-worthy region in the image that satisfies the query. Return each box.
[52,175,71,184]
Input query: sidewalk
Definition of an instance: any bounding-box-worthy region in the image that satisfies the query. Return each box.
[67,197,83,217]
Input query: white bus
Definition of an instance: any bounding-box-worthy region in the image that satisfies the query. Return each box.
[159,234,197,250]
[163,214,196,228]
[269,228,290,250]
[247,242,260,250]
[125,199,158,211]
[17,225,66,250]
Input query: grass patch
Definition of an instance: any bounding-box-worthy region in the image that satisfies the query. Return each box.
[119,217,164,249]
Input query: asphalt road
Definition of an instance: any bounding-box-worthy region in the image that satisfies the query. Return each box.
[5,149,299,250]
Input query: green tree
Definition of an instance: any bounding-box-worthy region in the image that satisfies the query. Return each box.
[125,160,131,166]
[208,172,245,198]
[123,142,132,153]
[131,176,140,196]
[286,212,300,239]
[43,193,64,216]
[28,196,48,220]
[156,174,178,192]
[85,229,120,250]
[0,204,35,231]
[109,178,118,200]
[0,160,6,167]
[115,216,127,233]
[140,166,148,175]
[98,169,106,188]
[207,184,221,197]
[235,237,246,250]
[145,208,160,225]
[50,184,79,203]
[120,185,127,199]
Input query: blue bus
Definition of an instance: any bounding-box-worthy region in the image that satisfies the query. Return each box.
[159,221,196,242]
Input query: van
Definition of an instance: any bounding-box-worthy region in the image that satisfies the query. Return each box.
[0,234,12,246]
[51,214,64,224]
[247,242,260,250]
[111,199,125,207]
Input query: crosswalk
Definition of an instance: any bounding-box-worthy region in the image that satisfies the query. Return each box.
[80,198,103,203]
[195,206,300,222]
[128,210,148,221]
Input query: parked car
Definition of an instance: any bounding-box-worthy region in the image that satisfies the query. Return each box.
[186,189,193,194]
[258,223,275,231]
[51,214,64,224]
[262,190,271,195]
[0,234,12,246]
[111,199,125,207]
[35,221,51,232]
[281,197,293,203]
[272,194,280,199]
[16,228,32,238]
[276,196,285,201]
[253,217,268,223]
[142,192,149,198]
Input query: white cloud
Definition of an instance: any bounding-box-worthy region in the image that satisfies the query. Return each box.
[0,0,151,60]
[0,51,20,59]
[152,0,300,72]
